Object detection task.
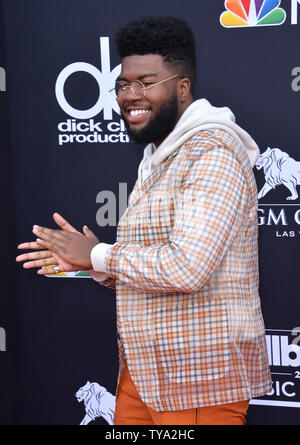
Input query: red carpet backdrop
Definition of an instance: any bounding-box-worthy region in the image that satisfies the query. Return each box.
[1,0,299,425]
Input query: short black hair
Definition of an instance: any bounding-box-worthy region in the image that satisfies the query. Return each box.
[115,16,196,94]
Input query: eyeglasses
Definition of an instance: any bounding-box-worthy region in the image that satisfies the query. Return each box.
[109,74,179,98]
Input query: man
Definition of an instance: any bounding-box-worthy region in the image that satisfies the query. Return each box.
[16,16,272,425]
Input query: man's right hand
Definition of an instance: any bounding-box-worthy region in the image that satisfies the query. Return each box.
[16,212,96,275]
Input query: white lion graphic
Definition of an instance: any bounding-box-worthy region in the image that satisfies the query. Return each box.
[256,147,300,200]
[75,381,116,425]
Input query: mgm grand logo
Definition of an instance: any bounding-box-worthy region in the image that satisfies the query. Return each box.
[256,147,300,238]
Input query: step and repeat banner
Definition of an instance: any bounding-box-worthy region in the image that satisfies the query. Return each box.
[0,2,20,425]
[1,0,299,425]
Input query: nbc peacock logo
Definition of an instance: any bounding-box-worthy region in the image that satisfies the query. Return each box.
[220,0,286,28]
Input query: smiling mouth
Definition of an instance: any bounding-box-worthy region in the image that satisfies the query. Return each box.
[125,107,151,124]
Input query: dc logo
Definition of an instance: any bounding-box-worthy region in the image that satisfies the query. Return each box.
[55,37,121,120]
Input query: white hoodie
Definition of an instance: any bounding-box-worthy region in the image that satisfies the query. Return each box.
[138,98,260,187]
[90,98,260,276]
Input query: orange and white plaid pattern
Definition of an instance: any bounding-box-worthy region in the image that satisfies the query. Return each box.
[104,129,272,411]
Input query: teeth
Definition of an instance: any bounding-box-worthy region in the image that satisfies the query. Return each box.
[129,109,149,116]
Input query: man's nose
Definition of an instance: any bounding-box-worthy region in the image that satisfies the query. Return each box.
[125,86,137,100]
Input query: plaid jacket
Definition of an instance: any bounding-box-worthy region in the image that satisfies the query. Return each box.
[103,129,272,411]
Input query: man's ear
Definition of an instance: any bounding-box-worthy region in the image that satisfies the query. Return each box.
[177,77,191,103]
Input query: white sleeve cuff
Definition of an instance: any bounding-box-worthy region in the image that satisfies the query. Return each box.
[90,242,113,273]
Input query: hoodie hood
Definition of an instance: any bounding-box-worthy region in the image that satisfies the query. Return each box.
[138,98,260,187]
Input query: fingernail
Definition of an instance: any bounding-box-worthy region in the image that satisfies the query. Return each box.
[33,225,39,231]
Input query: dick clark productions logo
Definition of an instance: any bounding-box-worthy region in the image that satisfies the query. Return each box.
[55,37,129,146]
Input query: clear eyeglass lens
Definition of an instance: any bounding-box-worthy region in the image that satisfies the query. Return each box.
[114,81,125,96]
[114,80,145,97]
[130,80,145,97]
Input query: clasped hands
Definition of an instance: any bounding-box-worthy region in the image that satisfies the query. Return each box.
[16,212,100,275]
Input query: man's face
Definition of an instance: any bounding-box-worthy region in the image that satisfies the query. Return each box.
[117,54,180,146]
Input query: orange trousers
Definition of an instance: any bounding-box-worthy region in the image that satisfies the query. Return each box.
[114,363,249,425]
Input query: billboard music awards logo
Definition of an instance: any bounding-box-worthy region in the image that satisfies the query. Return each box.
[256,147,300,238]
[55,37,129,146]
[250,328,300,408]
[0,66,6,92]
[0,327,6,352]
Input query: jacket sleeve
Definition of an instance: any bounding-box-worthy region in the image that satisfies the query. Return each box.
[88,269,116,289]
[104,138,249,294]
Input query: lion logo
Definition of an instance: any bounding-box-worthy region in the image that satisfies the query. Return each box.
[256,147,300,200]
[75,381,116,425]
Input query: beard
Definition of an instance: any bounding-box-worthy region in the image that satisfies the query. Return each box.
[123,93,179,145]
